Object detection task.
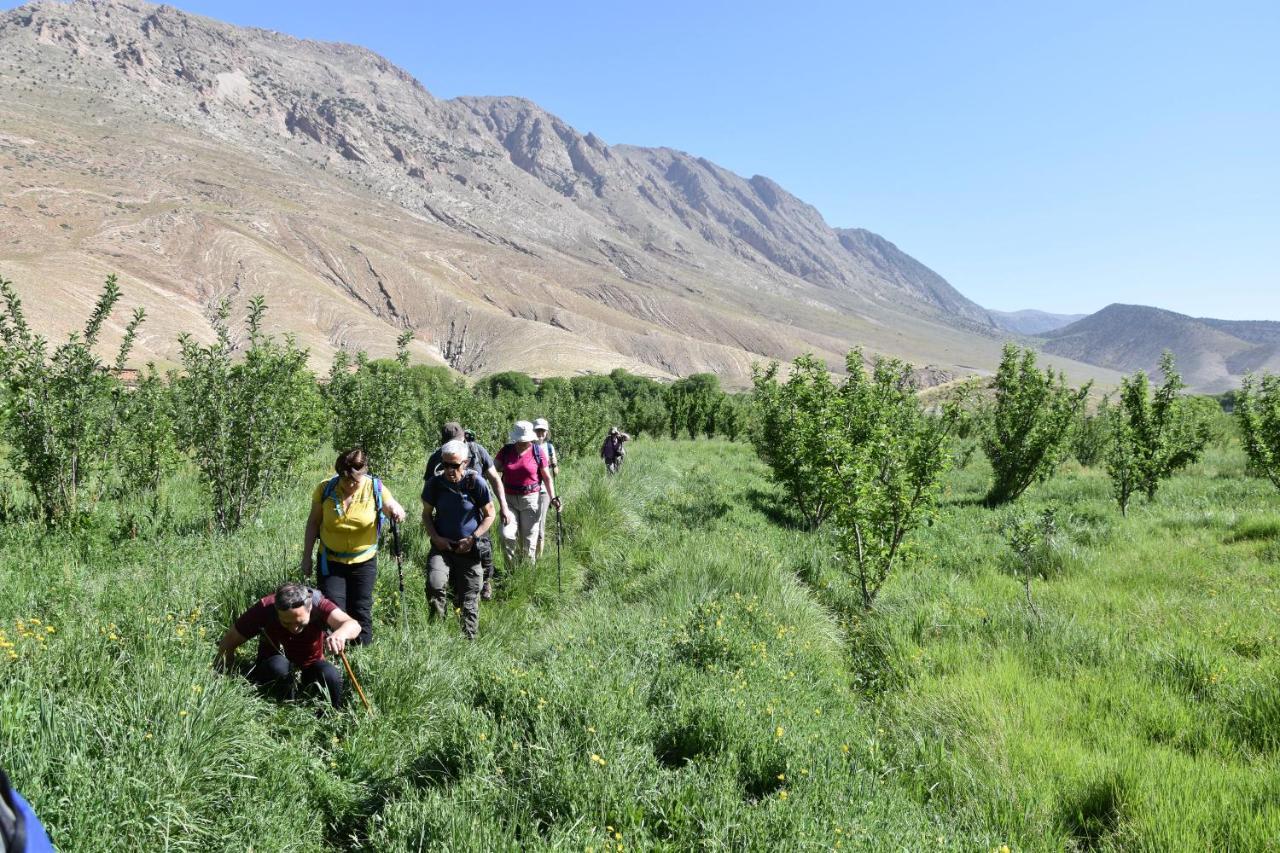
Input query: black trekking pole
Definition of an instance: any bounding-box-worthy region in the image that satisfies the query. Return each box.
[392,519,406,638]
[555,503,564,594]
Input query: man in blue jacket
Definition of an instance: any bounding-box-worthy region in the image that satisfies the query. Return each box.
[422,439,496,639]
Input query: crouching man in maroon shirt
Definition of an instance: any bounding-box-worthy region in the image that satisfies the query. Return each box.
[214,581,362,710]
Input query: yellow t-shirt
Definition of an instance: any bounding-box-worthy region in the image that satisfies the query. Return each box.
[312,476,379,564]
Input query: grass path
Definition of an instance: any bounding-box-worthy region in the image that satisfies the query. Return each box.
[4,439,1279,849]
[1,440,973,851]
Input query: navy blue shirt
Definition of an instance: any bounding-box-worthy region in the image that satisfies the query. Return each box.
[422,473,492,540]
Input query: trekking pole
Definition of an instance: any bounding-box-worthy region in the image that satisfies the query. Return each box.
[338,646,373,714]
[555,503,564,594]
[392,519,406,638]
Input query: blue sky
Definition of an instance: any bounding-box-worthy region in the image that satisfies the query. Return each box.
[10,0,1278,319]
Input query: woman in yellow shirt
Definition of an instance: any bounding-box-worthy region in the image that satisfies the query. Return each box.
[302,448,406,646]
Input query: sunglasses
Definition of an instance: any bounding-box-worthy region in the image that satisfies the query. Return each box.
[441,461,466,471]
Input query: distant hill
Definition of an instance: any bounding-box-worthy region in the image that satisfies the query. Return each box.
[1039,304,1280,391]
[989,308,1087,336]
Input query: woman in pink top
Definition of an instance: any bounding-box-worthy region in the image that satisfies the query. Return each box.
[495,420,560,566]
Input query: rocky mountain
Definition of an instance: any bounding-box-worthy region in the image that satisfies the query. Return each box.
[989,308,1087,336]
[0,0,1125,388]
[1040,304,1280,391]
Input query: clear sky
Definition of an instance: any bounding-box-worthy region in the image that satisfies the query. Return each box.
[8,0,1278,319]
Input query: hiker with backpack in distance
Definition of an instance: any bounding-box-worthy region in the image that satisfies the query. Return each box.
[422,439,496,640]
[601,426,629,474]
[424,422,511,600]
[495,420,561,567]
[214,581,361,710]
[301,448,406,647]
[533,417,560,558]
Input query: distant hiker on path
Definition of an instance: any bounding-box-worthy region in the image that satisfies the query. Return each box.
[533,417,560,558]
[601,427,629,474]
[495,420,560,566]
[214,581,361,710]
[302,448,406,646]
[425,422,511,600]
[422,439,496,639]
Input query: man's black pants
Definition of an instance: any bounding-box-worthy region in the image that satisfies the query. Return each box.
[246,654,344,709]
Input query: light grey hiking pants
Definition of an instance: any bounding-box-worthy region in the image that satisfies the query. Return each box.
[427,549,483,639]
[502,492,542,565]
[536,489,551,552]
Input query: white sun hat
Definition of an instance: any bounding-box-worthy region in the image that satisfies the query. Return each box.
[508,420,538,443]
[533,417,550,431]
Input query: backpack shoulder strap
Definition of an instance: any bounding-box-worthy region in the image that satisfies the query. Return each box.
[322,475,340,501]
[465,471,485,502]
[532,442,544,468]
[372,477,384,534]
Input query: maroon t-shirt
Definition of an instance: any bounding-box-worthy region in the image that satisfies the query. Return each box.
[234,593,337,667]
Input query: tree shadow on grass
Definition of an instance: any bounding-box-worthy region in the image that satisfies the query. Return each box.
[744,486,808,530]
[1058,772,1129,850]
[324,774,402,851]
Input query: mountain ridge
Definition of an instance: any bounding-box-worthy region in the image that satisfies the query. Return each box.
[988,308,1087,336]
[1040,303,1280,390]
[0,0,1131,389]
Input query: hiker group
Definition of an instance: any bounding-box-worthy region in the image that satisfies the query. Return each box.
[213,417,623,712]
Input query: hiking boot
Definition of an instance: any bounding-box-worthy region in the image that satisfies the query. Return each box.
[481,581,493,601]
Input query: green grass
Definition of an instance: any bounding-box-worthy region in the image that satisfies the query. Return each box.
[2,438,1279,849]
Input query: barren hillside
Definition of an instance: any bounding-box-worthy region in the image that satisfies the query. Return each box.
[0,0,1125,387]
[1040,304,1280,391]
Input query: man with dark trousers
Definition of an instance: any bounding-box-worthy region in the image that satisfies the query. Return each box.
[424,422,510,600]
[214,581,361,709]
[422,439,496,639]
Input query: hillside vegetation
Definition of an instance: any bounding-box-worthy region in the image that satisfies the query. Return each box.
[3,436,1279,850]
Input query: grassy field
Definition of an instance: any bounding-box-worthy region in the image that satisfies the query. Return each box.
[2,438,1279,850]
